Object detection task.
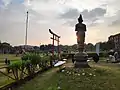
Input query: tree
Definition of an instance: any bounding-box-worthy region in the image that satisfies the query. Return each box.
[85,43,95,51]
[0,42,12,54]
[33,46,39,51]
[98,41,115,51]
[40,45,45,51]
[71,44,77,52]
[107,40,115,50]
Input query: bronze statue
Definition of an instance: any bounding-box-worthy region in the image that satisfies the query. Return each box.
[75,14,86,52]
[74,14,89,68]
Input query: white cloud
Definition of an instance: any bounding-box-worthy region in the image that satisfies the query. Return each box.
[1,0,12,7]
[0,0,120,45]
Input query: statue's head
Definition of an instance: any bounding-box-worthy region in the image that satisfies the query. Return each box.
[78,14,83,23]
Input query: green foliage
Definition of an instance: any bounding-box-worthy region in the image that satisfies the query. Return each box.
[8,60,31,69]
[29,54,41,65]
[22,60,31,67]
[61,53,68,59]
[87,52,108,58]
[9,53,52,78]
[6,53,54,81]
[21,53,42,65]
[41,55,50,61]
[52,54,59,60]
[99,41,115,51]
[21,53,31,61]
[40,55,51,68]
[48,87,58,90]
[9,60,22,69]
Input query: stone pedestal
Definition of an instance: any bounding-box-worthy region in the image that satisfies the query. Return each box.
[74,52,90,68]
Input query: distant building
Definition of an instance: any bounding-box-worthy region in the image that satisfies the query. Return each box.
[108,33,120,51]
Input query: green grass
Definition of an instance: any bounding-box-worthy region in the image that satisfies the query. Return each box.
[0,54,21,87]
[0,74,14,88]
[0,54,21,61]
[15,61,120,90]
[0,54,21,67]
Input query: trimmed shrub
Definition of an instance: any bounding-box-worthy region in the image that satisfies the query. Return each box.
[8,53,53,80]
[9,60,23,80]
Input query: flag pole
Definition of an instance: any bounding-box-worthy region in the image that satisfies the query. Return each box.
[25,11,29,48]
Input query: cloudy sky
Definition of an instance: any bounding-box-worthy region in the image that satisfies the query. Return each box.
[0,0,120,46]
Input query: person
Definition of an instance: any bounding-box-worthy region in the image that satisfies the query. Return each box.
[114,52,119,61]
[107,50,115,63]
[109,55,115,63]
[7,60,11,73]
[108,50,114,56]
[72,54,75,63]
[7,60,10,65]
[5,59,11,73]
[5,58,8,65]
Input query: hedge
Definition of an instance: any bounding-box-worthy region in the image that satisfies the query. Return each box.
[87,52,108,58]
[8,53,59,81]
[62,52,109,59]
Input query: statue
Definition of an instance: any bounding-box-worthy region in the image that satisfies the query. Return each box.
[75,14,86,52]
[74,14,89,68]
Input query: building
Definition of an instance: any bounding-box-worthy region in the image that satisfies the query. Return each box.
[108,33,120,51]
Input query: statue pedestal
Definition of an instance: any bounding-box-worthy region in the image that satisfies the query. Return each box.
[74,52,90,68]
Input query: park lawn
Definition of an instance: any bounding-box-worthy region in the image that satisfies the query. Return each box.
[0,54,21,61]
[15,61,120,90]
[0,54,21,87]
[0,54,21,67]
[0,73,14,88]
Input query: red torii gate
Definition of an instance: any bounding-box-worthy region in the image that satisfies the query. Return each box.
[49,29,60,58]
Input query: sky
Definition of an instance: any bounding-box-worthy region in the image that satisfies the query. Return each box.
[0,0,120,46]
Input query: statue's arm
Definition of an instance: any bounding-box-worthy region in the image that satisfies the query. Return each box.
[75,24,77,31]
[84,24,86,31]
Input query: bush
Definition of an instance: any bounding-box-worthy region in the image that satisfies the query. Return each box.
[61,53,68,59]
[8,60,23,80]
[52,54,59,60]
[8,53,53,80]
[21,53,31,61]
[9,61,22,69]
[40,55,51,68]
[30,53,41,65]
[21,53,41,65]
